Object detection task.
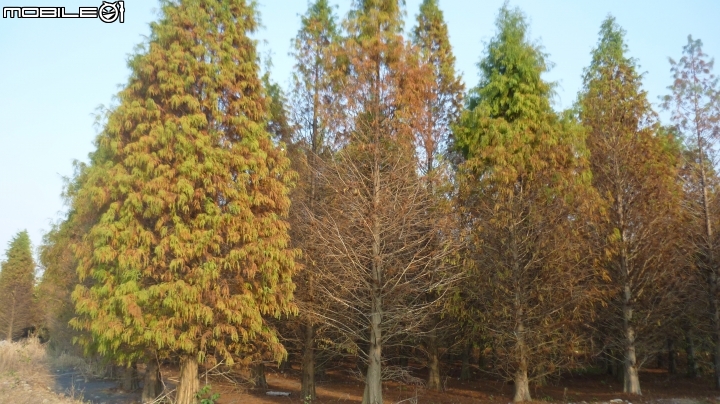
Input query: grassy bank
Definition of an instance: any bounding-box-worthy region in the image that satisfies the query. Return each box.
[0,338,85,403]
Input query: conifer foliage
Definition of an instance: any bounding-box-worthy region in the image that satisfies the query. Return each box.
[26,0,720,402]
[411,0,463,177]
[663,35,720,389]
[306,1,459,403]
[410,0,464,390]
[38,169,95,355]
[288,0,341,401]
[579,16,684,395]
[454,6,598,402]
[69,1,298,402]
[0,231,36,341]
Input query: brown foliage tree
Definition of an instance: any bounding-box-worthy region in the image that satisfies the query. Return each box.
[306,1,460,403]
[580,17,685,395]
[288,1,342,400]
[663,35,720,388]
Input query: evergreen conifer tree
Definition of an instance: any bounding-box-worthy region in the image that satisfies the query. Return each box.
[69,1,298,402]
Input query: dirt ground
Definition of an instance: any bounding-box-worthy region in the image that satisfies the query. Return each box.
[31,353,720,403]
[189,365,720,404]
[8,338,720,403]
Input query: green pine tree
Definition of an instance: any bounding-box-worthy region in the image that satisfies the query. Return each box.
[454,5,598,402]
[0,231,36,341]
[69,1,299,403]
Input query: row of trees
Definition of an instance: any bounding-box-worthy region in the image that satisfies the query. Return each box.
[14,0,719,403]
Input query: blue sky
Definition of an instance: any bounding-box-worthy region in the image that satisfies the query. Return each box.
[0,0,718,262]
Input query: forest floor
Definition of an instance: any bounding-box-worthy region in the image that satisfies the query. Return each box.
[4,340,720,404]
[201,365,720,404]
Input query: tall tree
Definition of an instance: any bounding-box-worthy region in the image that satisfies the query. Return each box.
[263,69,295,146]
[410,0,464,390]
[69,1,299,403]
[579,16,684,395]
[663,35,720,388]
[38,163,97,355]
[288,1,340,400]
[308,1,459,403]
[411,0,463,178]
[0,231,36,341]
[454,5,598,401]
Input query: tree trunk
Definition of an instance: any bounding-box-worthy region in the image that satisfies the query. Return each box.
[176,356,199,404]
[301,323,316,401]
[707,273,720,387]
[478,345,488,370]
[602,348,614,375]
[513,316,531,402]
[362,302,383,404]
[697,125,719,389]
[686,329,699,377]
[141,360,163,403]
[251,363,268,390]
[460,341,472,381]
[315,360,327,381]
[121,362,139,392]
[362,149,383,404]
[279,357,290,373]
[513,364,531,402]
[6,292,15,341]
[623,284,641,395]
[667,338,677,374]
[613,187,641,395]
[511,222,530,403]
[357,337,369,375]
[426,328,441,390]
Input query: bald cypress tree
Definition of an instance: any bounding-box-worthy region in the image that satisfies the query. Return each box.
[663,35,720,389]
[454,6,598,401]
[305,2,459,403]
[288,1,340,401]
[38,162,98,355]
[69,1,298,403]
[411,0,463,177]
[0,231,36,341]
[579,16,684,395]
[410,0,463,390]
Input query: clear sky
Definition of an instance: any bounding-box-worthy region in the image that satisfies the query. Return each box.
[0,0,718,262]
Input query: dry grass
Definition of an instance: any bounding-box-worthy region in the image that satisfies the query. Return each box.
[0,338,85,403]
